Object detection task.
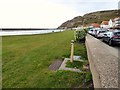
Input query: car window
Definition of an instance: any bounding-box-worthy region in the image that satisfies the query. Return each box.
[100,31,106,33]
[114,32,120,36]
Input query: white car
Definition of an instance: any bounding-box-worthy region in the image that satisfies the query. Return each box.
[95,30,107,38]
[92,28,102,36]
[88,29,93,35]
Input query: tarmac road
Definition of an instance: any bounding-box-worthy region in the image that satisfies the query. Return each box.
[98,38,120,59]
[99,40,120,88]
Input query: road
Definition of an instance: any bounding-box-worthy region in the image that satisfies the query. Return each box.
[98,38,120,88]
[97,38,120,59]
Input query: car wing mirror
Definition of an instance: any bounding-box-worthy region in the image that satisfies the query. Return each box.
[103,34,107,36]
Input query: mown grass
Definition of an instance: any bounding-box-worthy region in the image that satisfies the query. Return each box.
[74,42,87,60]
[66,60,84,69]
[2,30,90,88]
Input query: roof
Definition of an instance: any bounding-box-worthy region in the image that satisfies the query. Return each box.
[91,23,100,28]
[111,19,115,22]
[101,21,108,25]
[114,17,120,21]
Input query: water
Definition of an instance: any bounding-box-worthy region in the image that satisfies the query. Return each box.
[0,29,63,36]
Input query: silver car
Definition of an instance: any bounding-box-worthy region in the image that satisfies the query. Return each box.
[95,30,107,38]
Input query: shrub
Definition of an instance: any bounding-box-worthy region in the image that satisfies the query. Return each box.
[74,29,86,42]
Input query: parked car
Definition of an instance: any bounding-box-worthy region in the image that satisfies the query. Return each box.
[102,30,120,46]
[88,29,94,35]
[92,28,102,36]
[95,30,107,38]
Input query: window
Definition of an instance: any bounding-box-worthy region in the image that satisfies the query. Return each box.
[114,32,120,36]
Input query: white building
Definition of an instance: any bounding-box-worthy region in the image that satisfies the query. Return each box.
[114,17,120,28]
[100,21,109,29]
[108,19,114,28]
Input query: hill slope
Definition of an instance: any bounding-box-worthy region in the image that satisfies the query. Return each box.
[58,10,119,29]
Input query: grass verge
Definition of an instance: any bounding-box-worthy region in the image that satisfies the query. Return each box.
[2,30,92,88]
[66,60,84,69]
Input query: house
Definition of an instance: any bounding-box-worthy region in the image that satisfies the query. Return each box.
[100,21,109,29]
[108,19,114,28]
[91,23,100,28]
[108,17,120,29]
[114,17,120,29]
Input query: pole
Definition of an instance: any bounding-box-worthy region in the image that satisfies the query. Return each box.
[70,40,74,63]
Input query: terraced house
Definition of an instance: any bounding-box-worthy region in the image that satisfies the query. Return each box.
[108,17,120,29]
[100,21,109,29]
[114,17,120,28]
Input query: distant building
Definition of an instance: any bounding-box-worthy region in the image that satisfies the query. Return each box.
[107,17,120,29]
[108,19,114,28]
[114,17,120,29]
[100,21,109,29]
[91,23,100,28]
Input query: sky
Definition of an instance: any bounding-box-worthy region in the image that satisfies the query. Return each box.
[0,0,119,28]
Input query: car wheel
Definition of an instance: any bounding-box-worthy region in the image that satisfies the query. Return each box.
[95,35,98,38]
[102,38,104,42]
[108,40,112,46]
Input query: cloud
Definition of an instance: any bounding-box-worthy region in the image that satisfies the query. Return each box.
[52,0,119,15]
[119,1,120,9]
[0,0,119,28]
[0,0,79,28]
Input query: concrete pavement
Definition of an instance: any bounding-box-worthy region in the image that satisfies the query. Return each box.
[86,34,119,88]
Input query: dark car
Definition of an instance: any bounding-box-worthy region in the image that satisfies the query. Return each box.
[102,30,120,46]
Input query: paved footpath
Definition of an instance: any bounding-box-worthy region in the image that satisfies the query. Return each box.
[86,34,119,88]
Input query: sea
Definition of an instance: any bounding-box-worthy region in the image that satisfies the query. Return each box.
[0,29,63,36]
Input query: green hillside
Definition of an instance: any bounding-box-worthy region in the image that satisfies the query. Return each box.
[58,10,119,28]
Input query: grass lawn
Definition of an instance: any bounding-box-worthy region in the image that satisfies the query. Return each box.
[2,30,91,88]
[66,60,84,69]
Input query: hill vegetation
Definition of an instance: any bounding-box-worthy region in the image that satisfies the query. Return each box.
[58,10,119,28]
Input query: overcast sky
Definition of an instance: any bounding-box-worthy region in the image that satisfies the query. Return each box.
[0,0,119,28]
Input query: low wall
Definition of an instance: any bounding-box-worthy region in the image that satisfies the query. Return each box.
[85,34,118,88]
